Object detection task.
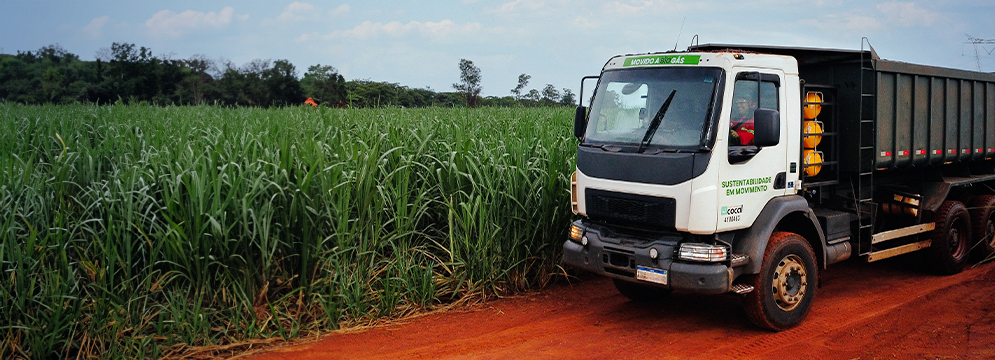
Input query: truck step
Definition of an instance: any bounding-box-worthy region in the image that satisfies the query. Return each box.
[871,223,934,244]
[730,284,754,294]
[730,253,749,267]
[866,239,931,262]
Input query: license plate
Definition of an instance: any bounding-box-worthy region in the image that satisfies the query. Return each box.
[635,266,668,285]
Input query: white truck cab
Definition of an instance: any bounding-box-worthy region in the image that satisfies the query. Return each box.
[572,53,801,233]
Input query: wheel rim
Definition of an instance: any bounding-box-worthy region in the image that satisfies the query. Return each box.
[949,220,968,259]
[772,254,808,311]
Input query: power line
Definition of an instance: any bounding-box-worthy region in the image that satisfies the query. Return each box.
[964,34,995,71]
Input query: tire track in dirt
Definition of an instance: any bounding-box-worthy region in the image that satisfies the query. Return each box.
[710,264,993,359]
[246,260,995,360]
[792,268,995,359]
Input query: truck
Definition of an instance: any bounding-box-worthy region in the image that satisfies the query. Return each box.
[563,40,995,330]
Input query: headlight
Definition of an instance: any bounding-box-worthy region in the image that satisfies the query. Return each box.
[678,243,729,262]
[569,224,584,243]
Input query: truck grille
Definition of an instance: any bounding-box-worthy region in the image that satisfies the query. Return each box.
[585,189,676,229]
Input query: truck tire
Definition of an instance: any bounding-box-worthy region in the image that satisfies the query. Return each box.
[612,278,671,302]
[743,231,817,331]
[968,195,995,261]
[928,200,971,275]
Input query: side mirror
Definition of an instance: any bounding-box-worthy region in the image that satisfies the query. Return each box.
[574,106,588,138]
[753,108,780,147]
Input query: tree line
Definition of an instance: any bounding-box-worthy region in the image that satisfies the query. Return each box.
[0,44,575,108]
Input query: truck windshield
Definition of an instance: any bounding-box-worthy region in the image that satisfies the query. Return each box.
[584,67,724,151]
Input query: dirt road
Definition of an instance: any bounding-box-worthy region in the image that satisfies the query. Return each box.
[246,258,995,359]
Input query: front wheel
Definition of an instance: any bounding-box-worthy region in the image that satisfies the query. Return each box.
[743,231,818,331]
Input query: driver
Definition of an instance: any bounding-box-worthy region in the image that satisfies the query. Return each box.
[730,96,756,145]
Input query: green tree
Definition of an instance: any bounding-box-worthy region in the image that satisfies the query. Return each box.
[216,59,272,106]
[560,88,576,106]
[540,84,560,106]
[176,55,216,105]
[452,59,481,108]
[301,64,348,106]
[346,80,403,108]
[0,55,38,103]
[264,59,304,106]
[511,73,530,100]
[96,42,159,103]
[481,95,517,107]
[242,59,272,106]
[40,66,64,101]
[149,57,185,105]
[432,91,462,107]
[524,89,540,104]
[0,44,94,104]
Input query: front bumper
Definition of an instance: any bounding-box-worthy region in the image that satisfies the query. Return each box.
[562,222,734,294]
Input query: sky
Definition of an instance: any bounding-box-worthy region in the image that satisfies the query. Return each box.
[1,0,993,98]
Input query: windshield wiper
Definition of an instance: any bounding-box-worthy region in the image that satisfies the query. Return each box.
[579,143,624,152]
[636,90,677,153]
[643,148,679,155]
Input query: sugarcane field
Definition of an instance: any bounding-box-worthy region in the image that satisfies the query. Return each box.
[4,1,995,359]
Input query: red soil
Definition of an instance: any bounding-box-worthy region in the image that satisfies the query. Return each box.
[245,258,995,359]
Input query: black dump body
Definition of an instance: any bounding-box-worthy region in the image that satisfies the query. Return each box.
[691,43,995,173]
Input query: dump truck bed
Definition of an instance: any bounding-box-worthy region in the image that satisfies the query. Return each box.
[691,43,995,172]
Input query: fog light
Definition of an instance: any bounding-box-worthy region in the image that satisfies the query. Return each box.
[569,224,584,243]
[649,248,659,259]
[678,243,729,262]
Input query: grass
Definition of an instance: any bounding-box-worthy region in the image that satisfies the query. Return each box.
[0,103,576,359]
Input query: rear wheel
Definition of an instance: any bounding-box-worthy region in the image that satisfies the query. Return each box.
[743,231,818,331]
[612,278,671,302]
[968,195,995,261]
[928,200,971,274]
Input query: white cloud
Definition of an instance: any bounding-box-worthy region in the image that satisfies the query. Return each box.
[323,20,484,42]
[599,1,718,18]
[276,2,316,22]
[489,0,707,18]
[795,1,939,35]
[296,32,317,42]
[841,14,885,32]
[799,13,884,32]
[82,16,110,39]
[330,4,350,16]
[492,0,545,15]
[572,16,596,29]
[876,1,941,27]
[145,6,248,38]
[602,1,655,15]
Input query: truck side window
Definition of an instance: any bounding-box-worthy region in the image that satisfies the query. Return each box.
[729,74,779,163]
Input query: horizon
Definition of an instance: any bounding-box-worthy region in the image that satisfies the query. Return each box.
[2,1,993,98]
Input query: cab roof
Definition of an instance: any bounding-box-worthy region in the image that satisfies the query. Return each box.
[688,43,878,67]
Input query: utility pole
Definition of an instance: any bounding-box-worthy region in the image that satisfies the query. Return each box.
[964,34,995,71]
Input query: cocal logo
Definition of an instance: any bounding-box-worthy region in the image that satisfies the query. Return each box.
[721,205,743,223]
[720,205,743,215]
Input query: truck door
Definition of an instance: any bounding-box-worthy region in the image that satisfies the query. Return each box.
[716,71,788,231]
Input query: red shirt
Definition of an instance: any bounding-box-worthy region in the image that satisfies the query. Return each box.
[732,116,755,145]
